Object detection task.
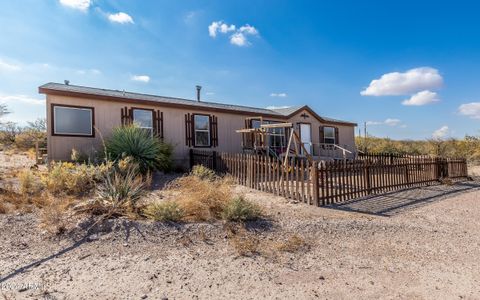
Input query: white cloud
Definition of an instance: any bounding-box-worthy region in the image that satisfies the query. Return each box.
[361,67,443,96]
[270,93,288,98]
[367,118,402,127]
[458,102,480,119]
[239,24,258,35]
[432,125,449,139]
[131,75,150,83]
[59,0,91,12]
[402,90,440,106]
[384,118,401,126]
[0,94,44,106]
[205,92,215,96]
[230,33,248,46]
[108,12,134,24]
[209,21,258,46]
[0,59,21,72]
[208,21,235,38]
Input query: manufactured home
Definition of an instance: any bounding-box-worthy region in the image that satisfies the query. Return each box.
[39,82,357,167]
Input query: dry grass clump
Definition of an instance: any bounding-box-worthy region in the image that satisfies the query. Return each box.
[190,165,217,181]
[168,175,232,221]
[18,169,43,195]
[143,201,184,222]
[42,161,112,196]
[228,230,261,257]
[274,234,310,253]
[221,196,262,222]
[39,194,76,234]
[0,201,8,214]
[74,163,148,218]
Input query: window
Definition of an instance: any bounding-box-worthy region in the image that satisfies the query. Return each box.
[132,109,153,136]
[323,126,335,144]
[250,119,262,129]
[194,114,210,147]
[53,105,93,136]
[265,121,286,152]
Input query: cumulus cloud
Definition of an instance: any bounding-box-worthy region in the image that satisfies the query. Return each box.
[0,59,21,72]
[458,102,480,119]
[0,94,44,106]
[59,0,91,11]
[361,67,443,96]
[402,90,440,106]
[131,75,150,83]
[208,21,259,46]
[367,118,402,127]
[108,12,134,24]
[208,21,236,37]
[270,93,288,98]
[432,125,449,139]
[239,24,258,35]
[230,33,247,46]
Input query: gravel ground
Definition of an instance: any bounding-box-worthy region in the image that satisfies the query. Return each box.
[1,181,480,299]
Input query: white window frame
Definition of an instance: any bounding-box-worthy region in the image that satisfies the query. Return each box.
[132,109,154,136]
[323,126,336,144]
[53,105,93,136]
[193,114,211,147]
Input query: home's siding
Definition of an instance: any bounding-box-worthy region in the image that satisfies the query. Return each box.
[46,94,285,167]
[286,109,356,155]
[46,95,356,166]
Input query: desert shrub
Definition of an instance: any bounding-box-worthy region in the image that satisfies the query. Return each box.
[143,201,184,222]
[43,161,112,196]
[71,148,90,164]
[229,231,260,257]
[105,125,173,174]
[275,235,309,253]
[39,194,74,234]
[14,129,46,150]
[0,201,7,214]
[97,167,146,213]
[18,169,43,195]
[221,196,262,222]
[169,175,232,221]
[191,165,216,181]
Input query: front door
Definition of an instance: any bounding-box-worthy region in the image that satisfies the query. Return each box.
[299,123,312,155]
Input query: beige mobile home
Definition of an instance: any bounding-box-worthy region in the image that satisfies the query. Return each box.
[39,82,357,167]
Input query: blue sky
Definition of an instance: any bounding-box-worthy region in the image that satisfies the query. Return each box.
[1,0,480,140]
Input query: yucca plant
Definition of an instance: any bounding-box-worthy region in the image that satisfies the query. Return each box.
[96,165,147,212]
[105,125,173,174]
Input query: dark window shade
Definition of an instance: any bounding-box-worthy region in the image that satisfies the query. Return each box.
[54,106,93,136]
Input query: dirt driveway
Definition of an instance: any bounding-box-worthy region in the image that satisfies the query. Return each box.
[1,179,480,299]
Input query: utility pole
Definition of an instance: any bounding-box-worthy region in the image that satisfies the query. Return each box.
[364,121,367,153]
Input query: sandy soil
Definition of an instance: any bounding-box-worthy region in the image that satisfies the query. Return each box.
[1,180,480,299]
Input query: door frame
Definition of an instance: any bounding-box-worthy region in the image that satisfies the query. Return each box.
[298,122,312,155]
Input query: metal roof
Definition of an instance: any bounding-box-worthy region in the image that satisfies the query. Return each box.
[39,82,356,125]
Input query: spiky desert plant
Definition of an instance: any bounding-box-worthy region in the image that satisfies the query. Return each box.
[105,125,173,174]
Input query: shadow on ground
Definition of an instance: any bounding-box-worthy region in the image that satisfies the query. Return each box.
[326,181,480,217]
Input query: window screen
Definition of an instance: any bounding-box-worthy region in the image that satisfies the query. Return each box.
[194,115,210,147]
[53,106,93,136]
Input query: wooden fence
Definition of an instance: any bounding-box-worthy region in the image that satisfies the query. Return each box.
[190,149,469,206]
